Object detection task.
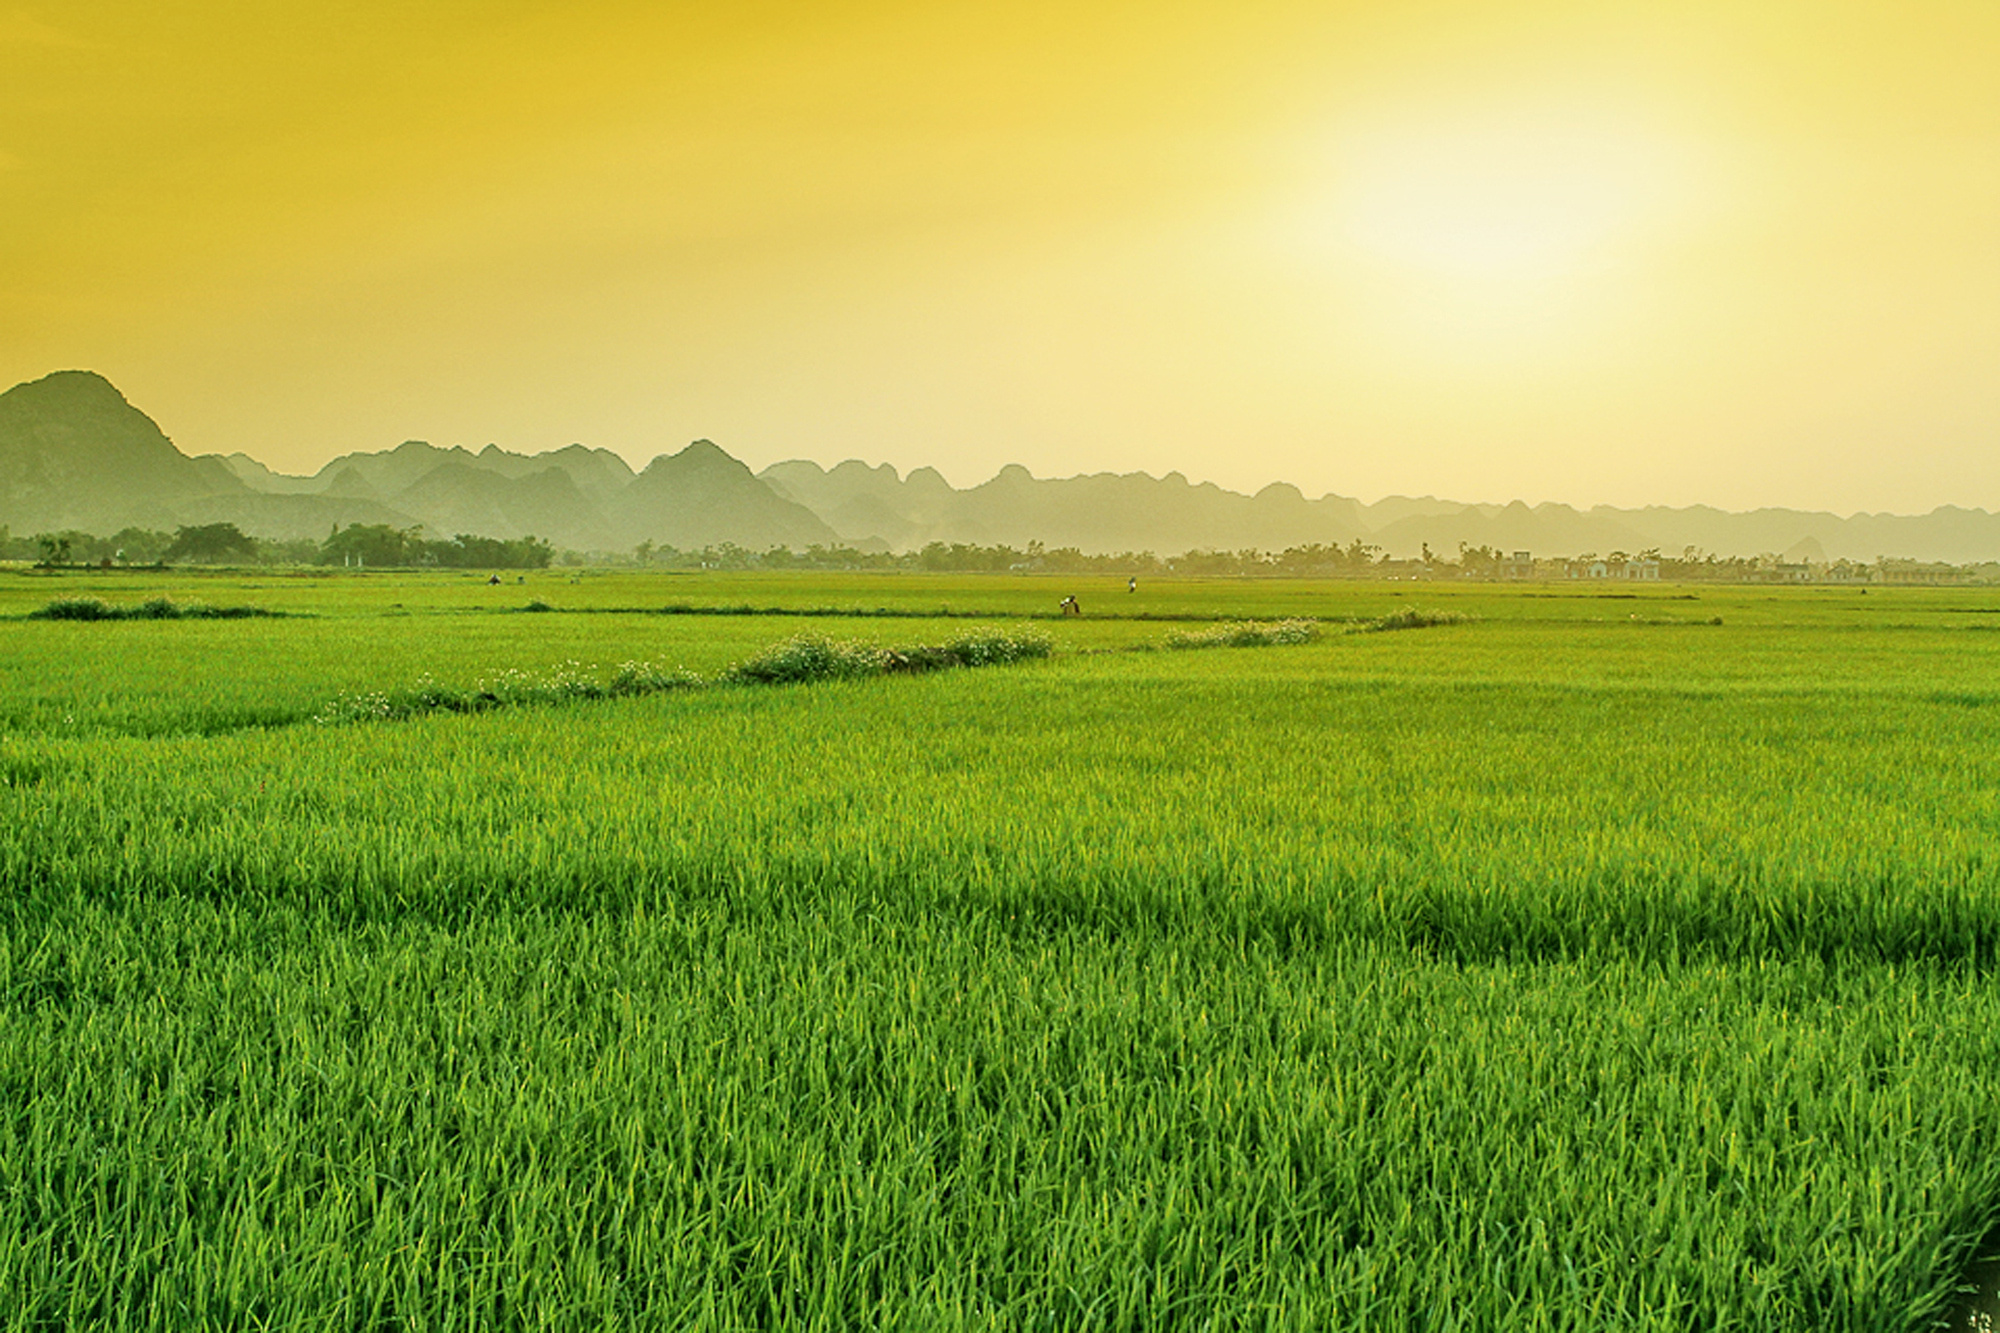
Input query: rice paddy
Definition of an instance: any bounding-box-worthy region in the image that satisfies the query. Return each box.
[2,568,1998,1329]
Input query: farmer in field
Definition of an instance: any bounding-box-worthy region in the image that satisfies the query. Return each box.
[1128,576,1136,593]
[1060,595,1081,616]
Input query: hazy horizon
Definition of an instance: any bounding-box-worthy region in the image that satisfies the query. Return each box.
[5,2,1997,516]
[17,364,2000,523]
[213,430,2000,522]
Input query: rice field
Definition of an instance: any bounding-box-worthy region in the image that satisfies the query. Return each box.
[3,568,1999,1329]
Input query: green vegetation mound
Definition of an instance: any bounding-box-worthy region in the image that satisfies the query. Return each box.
[1166,618,1321,648]
[1364,605,1474,632]
[725,628,1052,685]
[28,596,282,621]
[313,659,703,724]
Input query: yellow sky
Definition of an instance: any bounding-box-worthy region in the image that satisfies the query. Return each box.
[4,1,1997,512]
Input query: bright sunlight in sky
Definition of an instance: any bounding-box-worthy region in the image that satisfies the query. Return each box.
[1337,113,1688,280]
[2,0,1997,513]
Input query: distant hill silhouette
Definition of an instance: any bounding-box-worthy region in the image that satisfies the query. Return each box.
[5,370,2000,562]
[0,373,834,551]
[757,458,2000,564]
[757,461,2000,564]
[0,371,247,533]
[760,460,1369,553]
[608,440,836,551]
[1348,499,2000,566]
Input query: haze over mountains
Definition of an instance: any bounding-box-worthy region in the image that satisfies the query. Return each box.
[5,370,1999,564]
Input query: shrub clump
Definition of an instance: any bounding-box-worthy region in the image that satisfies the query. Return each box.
[480,659,702,705]
[1167,619,1321,649]
[724,636,893,685]
[935,627,1053,667]
[32,597,116,621]
[726,628,1052,685]
[608,660,705,695]
[1362,606,1473,633]
[29,597,281,621]
[313,659,700,724]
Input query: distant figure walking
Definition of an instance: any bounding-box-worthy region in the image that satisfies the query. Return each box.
[1128,577,1137,593]
[1060,595,1082,617]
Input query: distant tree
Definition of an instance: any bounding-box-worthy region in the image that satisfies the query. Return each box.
[1456,543,1500,576]
[321,523,423,567]
[259,536,324,566]
[33,533,72,567]
[107,527,172,564]
[164,522,257,564]
[438,534,554,569]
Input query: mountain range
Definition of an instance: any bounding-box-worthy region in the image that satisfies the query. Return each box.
[4,369,1999,564]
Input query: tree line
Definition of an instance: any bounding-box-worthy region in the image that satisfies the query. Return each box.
[632,538,1394,575]
[2,523,553,570]
[7,523,1995,582]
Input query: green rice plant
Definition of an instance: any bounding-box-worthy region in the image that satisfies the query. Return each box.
[1165,618,1321,648]
[5,575,2000,1328]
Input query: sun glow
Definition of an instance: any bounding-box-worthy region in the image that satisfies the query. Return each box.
[1332,107,1694,282]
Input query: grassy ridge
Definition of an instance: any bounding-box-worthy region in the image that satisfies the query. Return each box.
[3,574,2000,1328]
[304,627,1051,723]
